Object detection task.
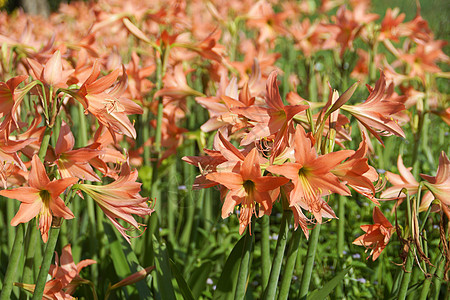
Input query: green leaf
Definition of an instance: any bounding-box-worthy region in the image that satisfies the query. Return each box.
[188,261,213,298]
[153,235,176,300]
[213,235,246,300]
[104,221,152,299]
[169,259,195,300]
[307,267,351,300]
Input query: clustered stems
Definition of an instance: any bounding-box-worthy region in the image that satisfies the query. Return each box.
[278,225,302,300]
[263,211,291,299]
[397,249,414,300]
[0,1,448,299]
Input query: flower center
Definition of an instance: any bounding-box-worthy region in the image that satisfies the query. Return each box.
[39,190,52,207]
[243,179,256,194]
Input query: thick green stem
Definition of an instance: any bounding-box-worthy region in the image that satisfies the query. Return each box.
[32,226,61,300]
[397,249,414,300]
[335,196,346,298]
[337,196,345,257]
[141,107,150,165]
[420,254,442,300]
[167,162,177,245]
[234,223,254,300]
[6,199,15,253]
[263,211,291,299]
[278,226,302,300]
[21,223,39,285]
[38,127,52,161]
[432,254,445,300]
[0,223,26,300]
[77,103,99,280]
[299,223,322,299]
[261,215,271,292]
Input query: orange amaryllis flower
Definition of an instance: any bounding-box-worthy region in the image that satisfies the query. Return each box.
[76,162,153,243]
[341,73,405,144]
[267,125,352,224]
[49,120,102,181]
[331,138,382,204]
[380,155,420,200]
[353,206,395,261]
[0,75,37,137]
[419,151,450,211]
[206,148,289,234]
[0,155,78,242]
[66,61,143,140]
[233,71,308,149]
[15,244,96,299]
[49,244,96,295]
[27,50,74,88]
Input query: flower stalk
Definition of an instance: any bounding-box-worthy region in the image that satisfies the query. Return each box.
[261,215,271,291]
[0,223,26,300]
[31,224,61,300]
[263,210,291,299]
[234,221,254,300]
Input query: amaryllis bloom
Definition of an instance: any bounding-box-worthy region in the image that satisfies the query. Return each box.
[48,120,101,181]
[331,138,381,204]
[27,50,74,89]
[15,244,96,299]
[154,64,204,99]
[341,73,406,144]
[76,162,153,243]
[267,126,352,224]
[353,206,395,261]
[380,155,420,200]
[0,155,78,242]
[419,151,450,211]
[206,148,289,234]
[66,61,143,140]
[233,71,308,150]
[196,78,254,134]
[379,7,405,42]
[0,75,29,136]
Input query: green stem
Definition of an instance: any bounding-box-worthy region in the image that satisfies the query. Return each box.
[397,249,414,300]
[335,195,346,298]
[167,162,177,245]
[299,223,322,299]
[263,211,291,299]
[261,215,271,292]
[21,223,39,285]
[368,41,378,84]
[141,107,150,165]
[38,127,52,161]
[420,254,443,300]
[337,196,345,257]
[432,257,445,300]
[0,223,26,300]
[6,198,15,253]
[234,222,254,300]
[32,226,61,300]
[278,226,302,300]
